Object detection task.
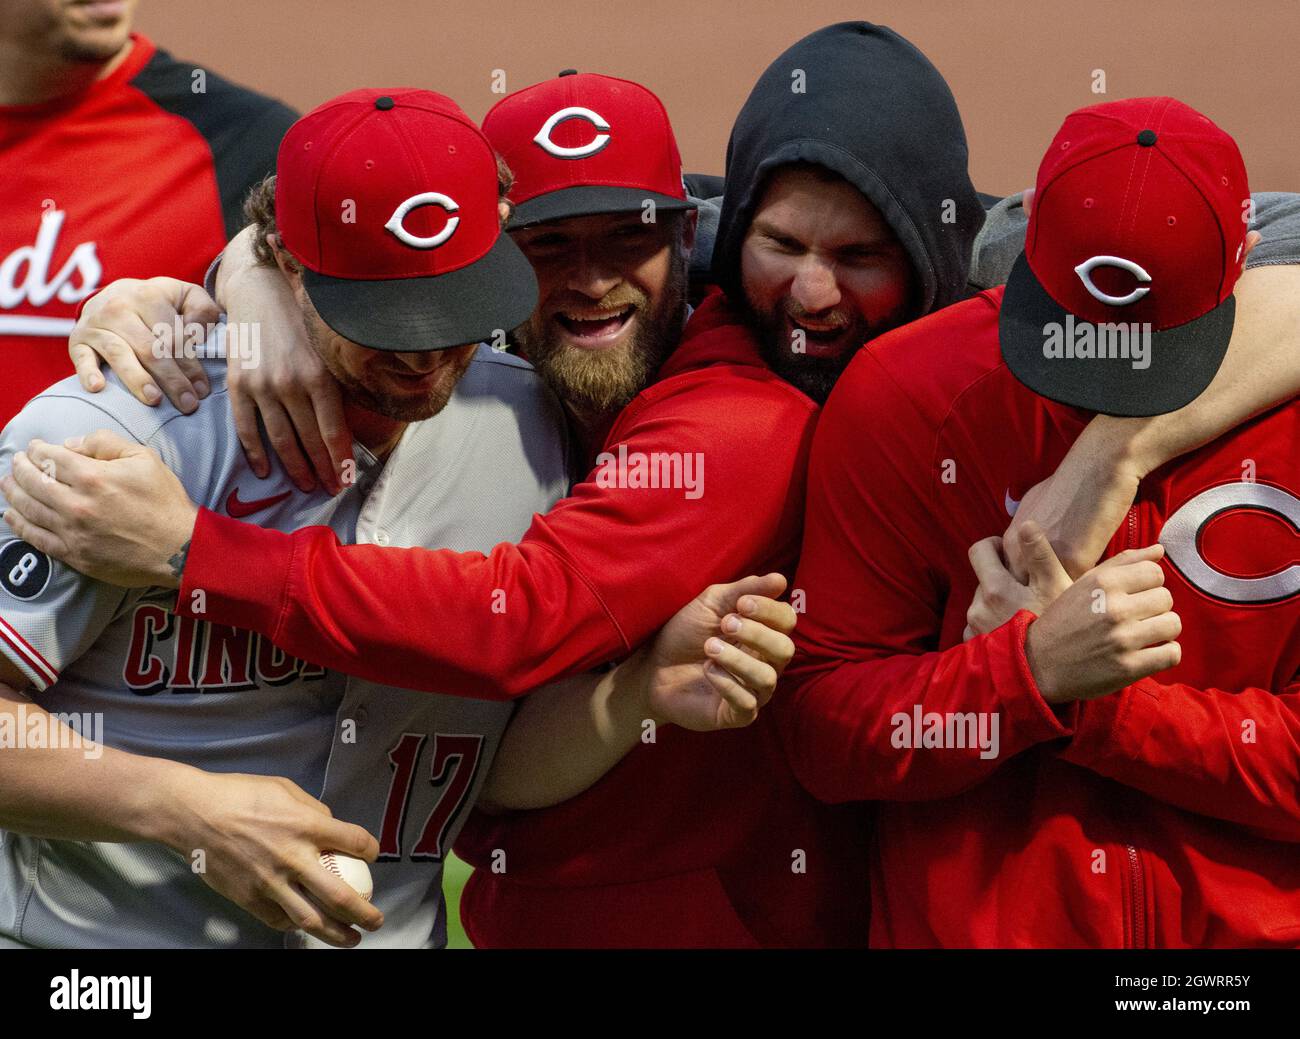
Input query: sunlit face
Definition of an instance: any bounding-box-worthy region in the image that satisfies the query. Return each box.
[0,0,138,62]
[739,165,915,402]
[510,209,693,415]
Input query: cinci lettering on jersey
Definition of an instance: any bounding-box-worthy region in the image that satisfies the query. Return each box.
[121,603,325,694]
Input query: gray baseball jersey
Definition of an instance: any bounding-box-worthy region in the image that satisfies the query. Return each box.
[0,335,569,948]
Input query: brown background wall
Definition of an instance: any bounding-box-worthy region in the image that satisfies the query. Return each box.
[137,0,1297,195]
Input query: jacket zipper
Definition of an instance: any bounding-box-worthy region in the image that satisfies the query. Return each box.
[1125,843,1146,948]
[1122,495,1147,948]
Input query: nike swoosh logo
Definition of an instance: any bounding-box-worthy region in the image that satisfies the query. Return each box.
[226,488,292,519]
[1004,489,1021,517]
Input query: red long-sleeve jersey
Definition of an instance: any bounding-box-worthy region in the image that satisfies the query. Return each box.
[0,34,294,424]
[178,290,872,947]
[781,286,1300,948]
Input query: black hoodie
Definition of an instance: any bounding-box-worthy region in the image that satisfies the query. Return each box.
[711,21,984,320]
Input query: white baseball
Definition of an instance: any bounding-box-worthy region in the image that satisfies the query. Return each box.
[290,851,374,949]
[319,850,373,902]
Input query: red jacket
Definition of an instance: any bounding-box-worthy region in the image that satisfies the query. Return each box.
[179,290,871,947]
[0,34,293,425]
[780,286,1300,948]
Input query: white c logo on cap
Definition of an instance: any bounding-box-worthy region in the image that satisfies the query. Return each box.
[533,107,611,159]
[1074,255,1152,306]
[384,192,460,249]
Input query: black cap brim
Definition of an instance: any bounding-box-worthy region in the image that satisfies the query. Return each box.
[301,231,538,352]
[999,252,1235,418]
[510,186,696,229]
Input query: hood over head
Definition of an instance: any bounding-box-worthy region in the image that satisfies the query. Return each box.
[712,21,984,319]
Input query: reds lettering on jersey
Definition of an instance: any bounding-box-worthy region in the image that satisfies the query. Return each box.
[0,210,102,329]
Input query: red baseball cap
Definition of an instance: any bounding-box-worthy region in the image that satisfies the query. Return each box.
[276,88,537,352]
[482,70,696,228]
[1000,97,1250,416]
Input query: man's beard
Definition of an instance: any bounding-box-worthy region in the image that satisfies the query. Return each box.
[755,337,856,405]
[56,34,126,63]
[744,299,887,404]
[514,251,688,416]
[52,11,133,65]
[303,309,473,422]
[331,353,473,422]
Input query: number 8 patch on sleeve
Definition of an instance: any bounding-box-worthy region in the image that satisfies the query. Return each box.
[0,540,52,600]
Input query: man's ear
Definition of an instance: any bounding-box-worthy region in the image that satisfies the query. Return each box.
[680,209,699,259]
[267,234,302,285]
[1241,229,1263,271]
[1021,187,1036,216]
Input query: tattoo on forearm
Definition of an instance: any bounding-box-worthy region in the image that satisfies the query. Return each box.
[168,540,191,581]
